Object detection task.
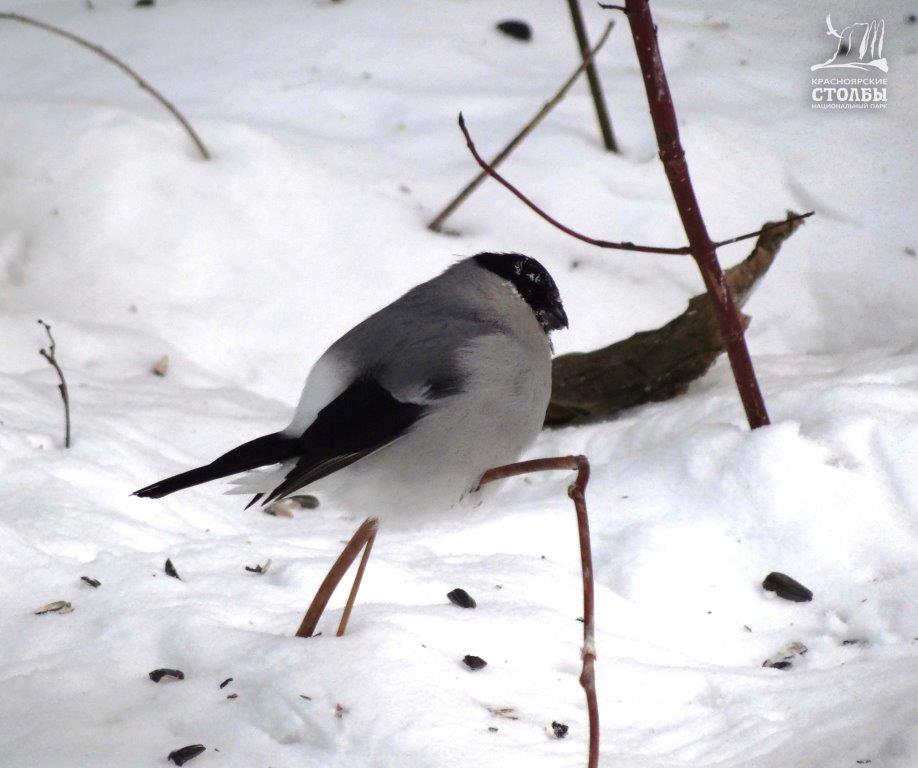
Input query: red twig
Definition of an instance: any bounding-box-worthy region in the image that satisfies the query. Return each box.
[458,115,812,256]
[459,114,690,255]
[622,0,769,427]
[478,456,598,768]
[0,12,210,160]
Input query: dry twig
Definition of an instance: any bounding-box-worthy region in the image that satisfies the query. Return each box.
[37,319,71,448]
[0,12,210,160]
[478,456,598,768]
[428,21,615,233]
[566,0,618,152]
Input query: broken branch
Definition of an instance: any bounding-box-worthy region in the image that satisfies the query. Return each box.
[567,0,618,152]
[0,13,210,160]
[545,213,806,425]
[37,319,71,448]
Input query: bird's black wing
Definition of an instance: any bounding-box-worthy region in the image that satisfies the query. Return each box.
[133,432,300,499]
[260,374,427,505]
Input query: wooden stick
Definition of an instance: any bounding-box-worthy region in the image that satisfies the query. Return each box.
[295,517,379,638]
[621,0,769,427]
[428,21,614,233]
[566,0,618,152]
[0,12,210,160]
[478,455,598,768]
[37,319,71,448]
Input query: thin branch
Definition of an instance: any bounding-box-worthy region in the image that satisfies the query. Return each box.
[0,13,210,160]
[37,319,71,448]
[621,0,771,427]
[428,21,615,233]
[567,0,618,152]
[458,113,690,254]
[712,212,813,248]
[478,456,598,768]
[459,114,813,255]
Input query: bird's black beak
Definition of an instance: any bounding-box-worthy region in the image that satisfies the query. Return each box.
[542,304,569,331]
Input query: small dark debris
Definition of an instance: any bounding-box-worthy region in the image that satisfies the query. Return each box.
[80,576,101,588]
[551,721,569,738]
[488,726,499,733]
[164,559,181,580]
[299,694,312,700]
[245,559,271,575]
[149,668,185,683]
[219,677,233,689]
[334,703,347,718]
[226,693,238,699]
[764,660,792,670]
[463,655,487,671]
[842,638,867,646]
[762,572,812,602]
[905,246,916,257]
[288,494,320,509]
[576,617,584,623]
[487,706,518,720]
[135,0,155,7]
[496,19,532,41]
[743,625,753,632]
[908,14,916,24]
[857,760,873,765]
[168,744,205,766]
[447,588,476,609]
[35,600,72,615]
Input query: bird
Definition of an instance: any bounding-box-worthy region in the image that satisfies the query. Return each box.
[133,253,568,518]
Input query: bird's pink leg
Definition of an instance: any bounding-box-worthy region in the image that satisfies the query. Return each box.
[295,516,379,638]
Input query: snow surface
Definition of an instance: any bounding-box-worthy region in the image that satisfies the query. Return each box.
[1,1,916,766]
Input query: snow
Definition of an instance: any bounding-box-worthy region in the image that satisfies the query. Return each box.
[1,1,916,766]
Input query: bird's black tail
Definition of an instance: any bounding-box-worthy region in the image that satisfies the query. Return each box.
[133,432,300,499]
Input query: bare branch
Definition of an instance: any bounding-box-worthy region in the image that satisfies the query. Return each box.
[458,113,691,254]
[567,0,618,151]
[478,456,598,768]
[37,319,71,448]
[0,13,210,160]
[428,21,615,233]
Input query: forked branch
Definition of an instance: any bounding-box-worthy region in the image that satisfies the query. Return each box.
[478,456,598,768]
[37,319,71,448]
[0,12,210,160]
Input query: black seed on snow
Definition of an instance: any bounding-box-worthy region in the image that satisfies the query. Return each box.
[551,721,569,738]
[168,744,205,765]
[81,576,101,588]
[149,668,185,683]
[245,559,271,574]
[447,588,476,609]
[164,559,181,580]
[135,0,155,7]
[219,677,233,689]
[299,694,312,700]
[762,572,812,602]
[496,20,532,41]
[488,726,499,733]
[463,655,487,671]
[226,693,238,699]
